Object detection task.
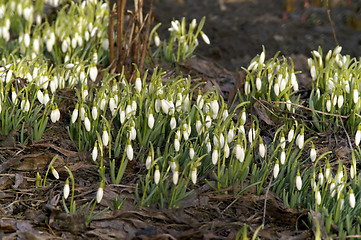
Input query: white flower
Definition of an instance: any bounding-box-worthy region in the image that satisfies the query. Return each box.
[244,81,250,95]
[50,106,61,123]
[241,109,247,124]
[196,119,202,134]
[171,20,180,33]
[273,160,280,178]
[280,134,286,149]
[135,77,142,92]
[191,168,197,184]
[291,72,298,91]
[21,98,30,112]
[212,147,218,165]
[248,127,256,144]
[71,104,79,123]
[154,33,161,47]
[64,179,70,199]
[259,51,265,66]
[280,149,286,165]
[310,65,316,80]
[92,143,98,161]
[235,142,245,163]
[288,127,294,142]
[37,90,44,105]
[148,113,155,129]
[102,128,109,147]
[89,65,98,82]
[274,82,280,96]
[154,166,160,184]
[24,33,30,47]
[350,164,356,180]
[43,92,50,105]
[325,162,331,182]
[84,116,91,132]
[256,77,262,91]
[353,89,359,104]
[228,124,235,143]
[96,185,103,203]
[92,105,98,120]
[337,94,344,108]
[259,138,265,158]
[330,180,336,198]
[312,50,321,58]
[174,136,180,152]
[146,154,152,170]
[310,144,316,162]
[173,170,179,185]
[356,124,361,146]
[161,98,172,115]
[51,167,59,179]
[189,145,195,160]
[211,99,219,119]
[205,113,212,129]
[297,129,304,149]
[318,171,324,186]
[296,171,302,191]
[315,188,321,205]
[196,94,204,109]
[127,141,133,161]
[200,31,210,45]
[349,189,355,208]
[170,160,177,173]
[170,115,177,130]
[119,107,126,124]
[326,99,331,112]
[206,139,212,153]
[333,46,342,56]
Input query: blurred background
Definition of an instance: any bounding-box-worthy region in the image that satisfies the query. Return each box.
[151,0,361,71]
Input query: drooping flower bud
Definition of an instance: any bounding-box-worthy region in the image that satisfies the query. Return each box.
[51,166,59,179]
[310,143,317,162]
[296,170,302,191]
[191,167,197,184]
[273,160,280,179]
[92,142,98,162]
[212,146,218,165]
[154,165,160,184]
[259,137,265,158]
[126,140,133,161]
[102,127,109,147]
[64,178,70,199]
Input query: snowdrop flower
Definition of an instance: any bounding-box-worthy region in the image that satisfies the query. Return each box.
[129,122,136,141]
[330,179,336,198]
[227,122,235,143]
[182,94,190,112]
[21,98,30,112]
[50,105,61,123]
[96,184,104,203]
[148,110,155,129]
[126,140,133,161]
[145,154,152,170]
[170,160,177,174]
[259,51,265,66]
[333,46,342,56]
[84,114,91,132]
[206,138,212,153]
[119,106,126,124]
[244,81,250,95]
[296,170,302,191]
[92,102,98,120]
[43,91,50,105]
[211,99,219,119]
[174,135,180,152]
[205,112,212,129]
[92,142,98,161]
[102,127,109,147]
[89,64,98,82]
[256,77,262,91]
[200,31,210,45]
[310,143,317,162]
[154,32,161,47]
[224,141,230,158]
[212,146,218,165]
[355,124,361,146]
[259,137,265,158]
[273,160,280,179]
[349,188,355,208]
[51,166,59,179]
[318,170,324,186]
[326,97,331,112]
[353,88,359,104]
[248,124,256,144]
[182,124,189,141]
[274,81,280,96]
[24,33,30,47]
[310,63,316,80]
[196,115,202,134]
[296,127,304,149]
[189,144,195,160]
[196,90,204,109]
[161,98,172,115]
[315,188,321,206]
[191,167,197,184]
[170,115,177,130]
[235,139,245,163]
[280,149,286,165]
[288,126,294,142]
[80,105,85,121]
[154,165,160,185]
[135,77,142,92]
[291,72,298,91]
[241,108,247,125]
[222,105,229,120]
[337,94,344,108]
[64,178,70,199]
[312,50,321,58]
[325,161,331,182]
[173,169,179,185]
[71,103,79,123]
